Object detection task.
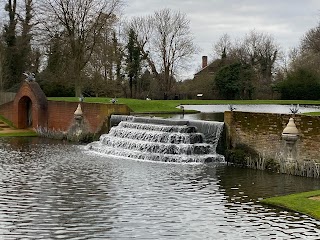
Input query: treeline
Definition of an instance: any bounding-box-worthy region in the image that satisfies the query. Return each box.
[1,1,320,100]
[181,27,320,100]
[0,0,197,99]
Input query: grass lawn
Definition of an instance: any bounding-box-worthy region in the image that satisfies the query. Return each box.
[303,112,320,116]
[0,131,38,137]
[261,190,320,220]
[0,115,15,128]
[48,97,320,114]
[0,115,37,137]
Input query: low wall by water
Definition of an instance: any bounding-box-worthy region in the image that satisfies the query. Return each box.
[0,100,131,134]
[47,101,131,133]
[224,111,320,163]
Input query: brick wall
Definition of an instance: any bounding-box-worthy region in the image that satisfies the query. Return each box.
[224,111,320,162]
[47,101,131,133]
[9,81,48,129]
[0,82,131,133]
[0,100,131,133]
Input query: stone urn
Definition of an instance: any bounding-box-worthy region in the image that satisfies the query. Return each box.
[67,103,91,142]
[74,103,83,122]
[282,118,299,162]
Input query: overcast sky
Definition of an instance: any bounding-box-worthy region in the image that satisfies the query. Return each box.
[124,0,320,79]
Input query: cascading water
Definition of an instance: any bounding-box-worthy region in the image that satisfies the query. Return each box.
[87,115,225,163]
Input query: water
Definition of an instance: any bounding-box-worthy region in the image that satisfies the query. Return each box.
[154,112,225,122]
[181,104,320,114]
[160,104,320,122]
[1,137,320,239]
[88,117,225,163]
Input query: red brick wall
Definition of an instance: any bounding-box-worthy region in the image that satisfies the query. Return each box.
[0,82,131,133]
[225,111,320,163]
[0,99,131,133]
[12,82,48,129]
[47,101,131,133]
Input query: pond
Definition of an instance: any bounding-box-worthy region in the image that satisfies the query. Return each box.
[163,104,320,122]
[1,137,320,239]
[182,104,320,114]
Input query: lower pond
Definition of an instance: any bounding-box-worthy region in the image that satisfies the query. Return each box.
[1,137,320,239]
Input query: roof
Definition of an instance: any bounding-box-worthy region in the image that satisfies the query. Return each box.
[194,58,232,77]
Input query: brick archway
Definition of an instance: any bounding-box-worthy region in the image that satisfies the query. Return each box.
[13,81,48,129]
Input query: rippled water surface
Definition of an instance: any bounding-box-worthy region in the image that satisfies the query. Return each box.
[1,137,320,239]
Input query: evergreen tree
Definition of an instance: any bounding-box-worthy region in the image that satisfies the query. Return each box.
[277,68,320,100]
[126,28,141,98]
[2,0,35,91]
[3,0,19,90]
[214,62,254,100]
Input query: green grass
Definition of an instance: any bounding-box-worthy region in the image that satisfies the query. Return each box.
[0,115,37,137]
[48,97,320,114]
[0,131,38,137]
[303,112,320,116]
[261,190,320,220]
[0,115,15,128]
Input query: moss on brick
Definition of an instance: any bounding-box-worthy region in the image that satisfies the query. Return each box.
[226,143,259,166]
[225,111,320,164]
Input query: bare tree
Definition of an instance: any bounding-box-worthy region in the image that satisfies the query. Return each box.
[38,0,121,96]
[129,9,198,98]
[294,23,320,75]
[211,30,279,99]
[301,23,320,53]
[212,33,232,59]
[86,14,121,96]
[232,31,278,84]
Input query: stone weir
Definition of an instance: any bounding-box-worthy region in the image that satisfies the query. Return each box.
[87,115,225,163]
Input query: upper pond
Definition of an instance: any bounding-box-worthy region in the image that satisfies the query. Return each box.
[182,104,320,114]
[165,104,320,122]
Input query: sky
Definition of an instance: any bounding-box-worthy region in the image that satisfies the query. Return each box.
[123,0,320,79]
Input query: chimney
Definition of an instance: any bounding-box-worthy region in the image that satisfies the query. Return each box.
[202,56,208,69]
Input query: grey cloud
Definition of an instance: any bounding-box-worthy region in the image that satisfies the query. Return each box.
[124,0,320,78]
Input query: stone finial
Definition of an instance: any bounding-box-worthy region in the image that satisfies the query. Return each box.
[282,118,299,135]
[74,103,83,120]
[282,117,299,163]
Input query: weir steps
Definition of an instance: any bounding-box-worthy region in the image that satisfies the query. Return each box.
[87,117,225,163]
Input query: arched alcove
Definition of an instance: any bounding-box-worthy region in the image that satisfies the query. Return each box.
[13,81,48,129]
[16,96,33,129]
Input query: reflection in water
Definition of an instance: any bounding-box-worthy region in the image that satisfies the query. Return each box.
[0,137,320,239]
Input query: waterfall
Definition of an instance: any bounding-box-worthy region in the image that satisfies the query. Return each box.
[87,115,225,163]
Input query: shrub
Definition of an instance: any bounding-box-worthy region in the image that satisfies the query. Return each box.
[226,144,259,166]
[277,68,320,100]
